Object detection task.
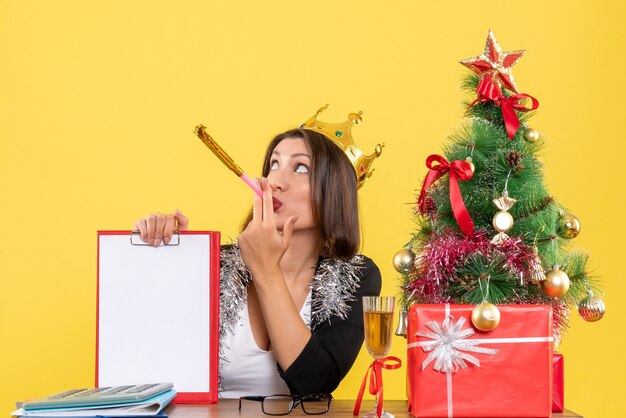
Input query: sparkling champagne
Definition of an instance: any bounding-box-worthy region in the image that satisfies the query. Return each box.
[364,311,394,358]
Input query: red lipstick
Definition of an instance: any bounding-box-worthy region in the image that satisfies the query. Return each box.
[272,197,282,211]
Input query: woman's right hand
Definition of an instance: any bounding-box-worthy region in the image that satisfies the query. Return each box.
[132,209,188,246]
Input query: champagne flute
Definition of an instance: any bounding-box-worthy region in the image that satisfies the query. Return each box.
[362,296,395,418]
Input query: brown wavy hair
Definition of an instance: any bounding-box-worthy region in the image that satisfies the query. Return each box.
[240,128,359,259]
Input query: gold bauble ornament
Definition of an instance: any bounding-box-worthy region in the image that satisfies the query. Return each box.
[465,157,475,174]
[524,128,540,143]
[542,266,570,297]
[557,213,581,239]
[393,248,415,274]
[471,302,501,331]
[578,291,606,322]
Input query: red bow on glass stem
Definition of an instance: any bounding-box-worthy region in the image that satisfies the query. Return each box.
[353,356,401,418]
[470,78,539,140]
[417,155,474,236]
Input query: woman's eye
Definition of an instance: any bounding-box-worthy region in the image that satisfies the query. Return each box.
[295,163,310,173]
[270,160,279,169]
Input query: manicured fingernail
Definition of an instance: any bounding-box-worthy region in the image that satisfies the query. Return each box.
[262,177,267,186]
[164,237,170,245]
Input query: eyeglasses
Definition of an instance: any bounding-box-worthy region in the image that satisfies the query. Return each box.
[238,393,332,415]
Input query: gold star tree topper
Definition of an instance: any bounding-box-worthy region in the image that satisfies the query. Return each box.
[459,30,526,93]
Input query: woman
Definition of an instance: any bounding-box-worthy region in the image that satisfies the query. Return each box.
[133,121,382,397]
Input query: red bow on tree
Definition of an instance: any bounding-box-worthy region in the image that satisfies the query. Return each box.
[470,78,539,140]
[417,154,474,236]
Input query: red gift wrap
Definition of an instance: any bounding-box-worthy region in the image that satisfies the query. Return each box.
[552,353,564,412]
[407,304,553,418]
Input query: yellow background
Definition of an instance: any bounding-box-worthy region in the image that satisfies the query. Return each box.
[1,1,624,417]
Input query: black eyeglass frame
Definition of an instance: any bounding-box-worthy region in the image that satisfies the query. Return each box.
[238,393,333,416]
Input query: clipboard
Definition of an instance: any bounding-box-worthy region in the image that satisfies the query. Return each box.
[96,230,220,403]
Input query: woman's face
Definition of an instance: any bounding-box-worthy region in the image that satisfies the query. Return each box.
[267,137,317,232]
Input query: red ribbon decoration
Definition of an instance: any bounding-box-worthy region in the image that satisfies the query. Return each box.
[353,356,401,418]
[470,78,539,140]
[417,154,475,236]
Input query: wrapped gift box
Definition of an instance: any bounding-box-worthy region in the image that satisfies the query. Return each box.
[552,353,564,412]
[407,304,553,418]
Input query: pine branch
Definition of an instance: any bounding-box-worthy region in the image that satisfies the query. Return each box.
[450,253,518,304]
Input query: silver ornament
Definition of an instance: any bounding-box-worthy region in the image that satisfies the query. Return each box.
[491,191,517,244]
[578,291,606,322]
[394,308,408,337]
[528,246,546,283]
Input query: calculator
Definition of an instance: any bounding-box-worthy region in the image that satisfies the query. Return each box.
[23,382,173,410]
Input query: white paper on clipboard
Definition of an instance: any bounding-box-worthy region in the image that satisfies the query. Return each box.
[97,230,220,403]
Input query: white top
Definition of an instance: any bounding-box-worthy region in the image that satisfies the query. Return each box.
[219,290,312,398]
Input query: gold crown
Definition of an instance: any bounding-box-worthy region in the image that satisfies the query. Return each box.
[301,105,383,189]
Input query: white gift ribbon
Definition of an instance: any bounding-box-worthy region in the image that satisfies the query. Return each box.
[415,315,497,373]
[407,304,554,418]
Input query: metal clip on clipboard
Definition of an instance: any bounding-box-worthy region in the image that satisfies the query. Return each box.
[130,231,181,246]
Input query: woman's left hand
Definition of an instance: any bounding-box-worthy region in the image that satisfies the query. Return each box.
[238,177,298,280]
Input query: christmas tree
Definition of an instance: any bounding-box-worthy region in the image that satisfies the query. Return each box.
[396,31,605,344]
